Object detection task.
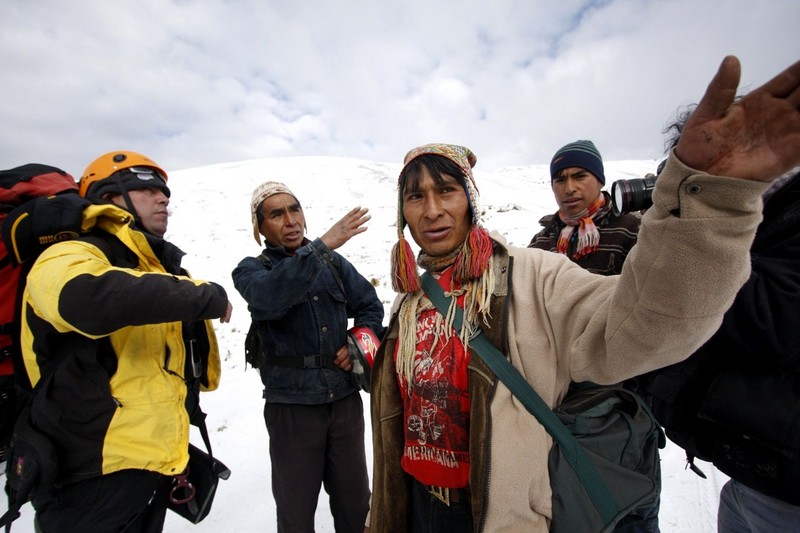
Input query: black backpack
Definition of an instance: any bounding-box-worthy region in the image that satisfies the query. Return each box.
[549,382,664,532]
[641,352,800,505]
[243,251,273,370]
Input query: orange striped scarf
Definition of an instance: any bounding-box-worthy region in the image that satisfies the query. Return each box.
[556,194,605,260]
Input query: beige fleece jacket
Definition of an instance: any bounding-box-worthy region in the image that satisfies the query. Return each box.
[369,151,766,532]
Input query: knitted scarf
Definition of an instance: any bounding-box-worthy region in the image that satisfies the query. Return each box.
[556,193,605,260]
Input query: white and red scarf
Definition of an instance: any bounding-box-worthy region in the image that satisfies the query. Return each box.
[556,194,605,260]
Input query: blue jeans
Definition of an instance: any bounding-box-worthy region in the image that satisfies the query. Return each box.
[718,479,800,532]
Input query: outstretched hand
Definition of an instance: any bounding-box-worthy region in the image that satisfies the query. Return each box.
[321,206,371,251]
[675,55,800,182]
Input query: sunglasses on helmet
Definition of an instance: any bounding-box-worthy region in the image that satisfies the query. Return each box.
[123,166,168,183]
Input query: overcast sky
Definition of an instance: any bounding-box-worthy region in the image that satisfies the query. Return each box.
[2,0,798,178]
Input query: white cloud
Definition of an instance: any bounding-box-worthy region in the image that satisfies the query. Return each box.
[0,0,797,177]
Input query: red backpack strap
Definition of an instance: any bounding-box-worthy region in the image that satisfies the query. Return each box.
[0,164,77,207]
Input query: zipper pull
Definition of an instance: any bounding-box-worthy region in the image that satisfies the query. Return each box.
[189,338,202,379]
[686,454,707,479]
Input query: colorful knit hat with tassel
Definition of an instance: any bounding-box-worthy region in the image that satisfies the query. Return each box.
[391,143,493,293]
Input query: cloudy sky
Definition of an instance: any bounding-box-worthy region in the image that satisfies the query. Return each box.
[2,0,798,177]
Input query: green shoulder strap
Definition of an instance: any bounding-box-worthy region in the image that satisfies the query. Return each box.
[419,272,619,524]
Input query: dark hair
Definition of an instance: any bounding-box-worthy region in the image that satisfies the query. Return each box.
[662,104,697,154]
[399,154,468,193]
[663,95,744,154]
[255,202,265,227]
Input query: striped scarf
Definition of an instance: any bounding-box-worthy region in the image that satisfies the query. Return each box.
[556,193,605,260]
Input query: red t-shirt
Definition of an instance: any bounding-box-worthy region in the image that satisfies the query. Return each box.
[395,268,471,488]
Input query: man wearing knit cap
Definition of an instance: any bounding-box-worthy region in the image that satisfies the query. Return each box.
[232,181,384,533]
[367,56,800,532]
[529,140,641,275]
[529,142,660,532]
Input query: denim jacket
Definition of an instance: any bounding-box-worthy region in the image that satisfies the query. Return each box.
[232,237,385,404]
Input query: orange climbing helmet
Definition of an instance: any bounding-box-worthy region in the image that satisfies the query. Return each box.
[79,151,170,200]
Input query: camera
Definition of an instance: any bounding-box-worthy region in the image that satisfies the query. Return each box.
[611,173,657,215]
[611,158,667,215]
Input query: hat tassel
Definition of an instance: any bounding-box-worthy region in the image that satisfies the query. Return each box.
[453,226,493,283]
[391,238,421,293]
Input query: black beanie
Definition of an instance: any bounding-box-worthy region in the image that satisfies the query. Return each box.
[550,140,605,185]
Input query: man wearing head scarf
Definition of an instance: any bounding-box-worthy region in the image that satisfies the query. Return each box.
[232,182,384,533]
[367,56,800,532]
[529,140,641,275]
[19,151,232,532]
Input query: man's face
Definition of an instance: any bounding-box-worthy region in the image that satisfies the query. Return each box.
[402,167,471,257]
[551,167,603,217]
[108,187,170,238]
[257,193,305,252]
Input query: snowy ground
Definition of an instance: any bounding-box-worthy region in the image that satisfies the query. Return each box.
[5,154,728,531]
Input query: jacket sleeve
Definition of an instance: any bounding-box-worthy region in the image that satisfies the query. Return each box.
[26,240,229,338]
[231,238,328,320]
[336,253,386,339]
[527,216,555,249]
[515,150,769,386]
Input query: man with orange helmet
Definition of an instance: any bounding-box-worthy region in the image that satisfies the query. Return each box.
[79,150,172,237]
[19,150,232,532]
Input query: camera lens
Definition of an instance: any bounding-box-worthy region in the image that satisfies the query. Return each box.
[611,174,657,215]
[611,181,629,216]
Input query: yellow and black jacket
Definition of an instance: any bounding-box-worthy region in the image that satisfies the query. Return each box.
[20,203,227,483]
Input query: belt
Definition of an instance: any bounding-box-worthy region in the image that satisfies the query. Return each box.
[263,354,338,369]
[427,484,468,506]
